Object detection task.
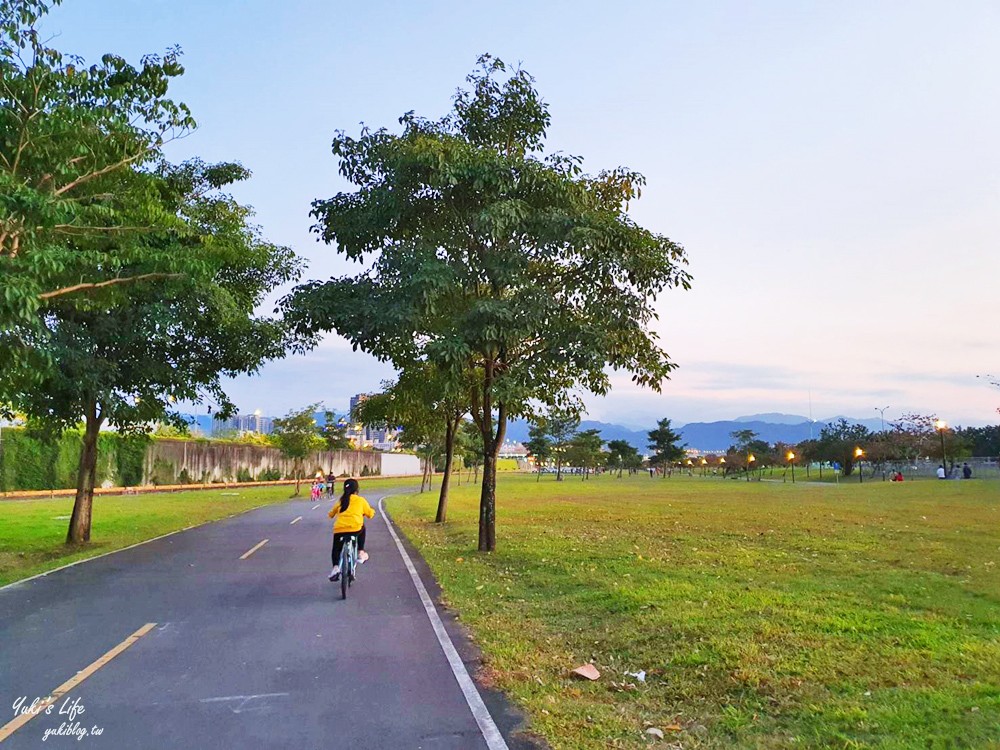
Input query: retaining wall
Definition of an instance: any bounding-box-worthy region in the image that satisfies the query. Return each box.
[143,439,421,484]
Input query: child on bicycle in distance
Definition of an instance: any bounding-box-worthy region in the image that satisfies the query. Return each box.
[328,478,375,581]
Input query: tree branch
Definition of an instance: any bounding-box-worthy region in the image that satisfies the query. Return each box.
[38,273,184,301]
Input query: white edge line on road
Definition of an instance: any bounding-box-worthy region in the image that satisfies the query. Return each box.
[378,496,509,750]
[0,503,276,594]
[290,516,302,525]
[311,504,320,510]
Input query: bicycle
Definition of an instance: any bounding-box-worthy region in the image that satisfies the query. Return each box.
[337,533,359,600]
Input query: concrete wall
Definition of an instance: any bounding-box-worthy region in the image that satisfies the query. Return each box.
[142,439,421,485]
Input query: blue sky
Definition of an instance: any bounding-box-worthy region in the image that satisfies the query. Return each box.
[45,1,1000,426]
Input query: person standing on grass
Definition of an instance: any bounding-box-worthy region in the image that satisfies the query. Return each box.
[962,463,972,479]
[328,478,374,581]
[936,465,946,479]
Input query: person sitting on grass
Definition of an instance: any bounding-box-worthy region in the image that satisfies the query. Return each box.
[328,478,375,581]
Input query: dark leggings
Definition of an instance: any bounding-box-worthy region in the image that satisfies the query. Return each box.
[332,527,366,566]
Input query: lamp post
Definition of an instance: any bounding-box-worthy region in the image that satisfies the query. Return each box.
[875,406,889,434]
[746,453,755,482]
[935,419,947,474]
[855,447,864,484]
[787,451,796,483]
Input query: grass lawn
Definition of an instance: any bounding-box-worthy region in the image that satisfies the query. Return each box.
[0,477,412,587]
[388,473,1000,749]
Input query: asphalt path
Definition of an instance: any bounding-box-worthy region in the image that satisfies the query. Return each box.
[0,489,533,749]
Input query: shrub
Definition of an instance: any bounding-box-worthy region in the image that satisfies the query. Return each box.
[258,467,281,481]
[177,469,193,485]
[236,468,254,483]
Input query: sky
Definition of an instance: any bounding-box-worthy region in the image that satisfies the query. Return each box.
[43,0,1000,428]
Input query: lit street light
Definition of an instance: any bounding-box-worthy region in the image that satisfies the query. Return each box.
[935,419,947,473]
[787,451,796,483]
[746,453,755,482]
[854,446,864,484]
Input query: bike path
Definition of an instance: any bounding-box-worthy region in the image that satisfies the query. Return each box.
[0,489,527,749]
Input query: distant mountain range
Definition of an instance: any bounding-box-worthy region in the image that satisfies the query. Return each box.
[504,413,885,453]
[179,409,883,453]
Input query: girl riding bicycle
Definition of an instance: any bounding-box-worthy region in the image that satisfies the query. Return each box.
[328,478,375,581]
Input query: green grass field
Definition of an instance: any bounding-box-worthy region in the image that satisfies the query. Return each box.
[0,477,412,587]
[388,473,1000,749]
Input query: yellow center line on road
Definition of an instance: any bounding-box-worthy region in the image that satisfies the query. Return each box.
[239,539,269,560]
[290,516,302,525]
[0,623,157,742]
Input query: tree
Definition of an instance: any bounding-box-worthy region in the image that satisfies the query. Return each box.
[540,407,581,482]
[606,439,641,478]
[525,423,553,481]
[457,420,485,485]
[564,429,605,479]
[648,418,685,476]
[816,419,873,476]
[354,364,469,521]
[319,411,352,451]
[9,160,300,541]
[272,404,324,496]
[1,0,198,383]
[283,55,690,551]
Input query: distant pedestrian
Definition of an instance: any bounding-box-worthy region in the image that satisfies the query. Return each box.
[891,470,904,482]
[962,463,972,479]
[326,471,337,497]
[936,465,946,480]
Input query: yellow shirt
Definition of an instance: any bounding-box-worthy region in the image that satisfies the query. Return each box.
[328,494,375,534]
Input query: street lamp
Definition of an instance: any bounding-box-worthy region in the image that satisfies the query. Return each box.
[854,446,864,484]
[875,406,889,433]
[746,453,755,482]
[935,419,947,473]
[787,451,796,483]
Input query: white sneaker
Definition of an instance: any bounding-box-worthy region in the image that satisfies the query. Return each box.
[328,565,340,581]
[358,551,369,564]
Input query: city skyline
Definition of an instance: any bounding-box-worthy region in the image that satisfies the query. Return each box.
[45,1,1000,428]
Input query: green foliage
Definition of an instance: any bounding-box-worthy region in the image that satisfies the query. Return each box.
[235,467,254,483]
[258,467,281,481]
[0,0,196,370]
[116,435,149,486]
[563,429,605,477]
[0,427,148,490]
[177,468,192,485]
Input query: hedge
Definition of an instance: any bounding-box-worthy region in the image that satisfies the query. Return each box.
[0,428,149,492]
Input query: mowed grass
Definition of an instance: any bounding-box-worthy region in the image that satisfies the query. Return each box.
[388,474,1000,749]
[0,477,412,587]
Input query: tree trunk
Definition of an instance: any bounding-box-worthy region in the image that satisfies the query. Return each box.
[67,403,103,544]
[478,450,498,551]
[436,418,457,523]
[556,456,563,482]
[293,460,302,496]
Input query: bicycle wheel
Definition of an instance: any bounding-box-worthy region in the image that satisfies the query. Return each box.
[340,544,350,600]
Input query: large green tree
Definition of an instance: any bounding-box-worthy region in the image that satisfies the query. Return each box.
[10,160,300,541]
[284,55,690,551]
